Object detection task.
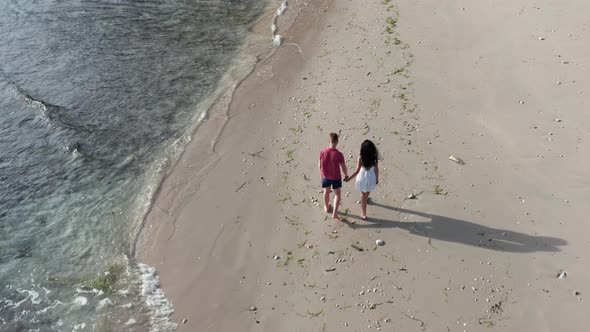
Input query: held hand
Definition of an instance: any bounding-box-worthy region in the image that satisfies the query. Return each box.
[344,176,350,182]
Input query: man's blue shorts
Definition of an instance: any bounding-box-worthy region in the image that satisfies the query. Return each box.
[321,178,342,190]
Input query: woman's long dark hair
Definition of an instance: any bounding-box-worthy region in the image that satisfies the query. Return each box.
[360,140,379,169]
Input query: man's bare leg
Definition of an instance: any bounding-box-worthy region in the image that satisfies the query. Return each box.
[323,187,331,213]
[332,188,342,219]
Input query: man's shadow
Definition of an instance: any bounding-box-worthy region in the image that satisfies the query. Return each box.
[343,202,567,253]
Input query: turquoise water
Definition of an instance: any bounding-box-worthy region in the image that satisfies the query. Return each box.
[0,0,268,330]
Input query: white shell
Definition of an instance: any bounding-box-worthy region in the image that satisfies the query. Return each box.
[376,239,385,246]
[448,155,463,164]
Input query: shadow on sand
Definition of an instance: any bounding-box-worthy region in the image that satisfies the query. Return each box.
[342,201,566,253]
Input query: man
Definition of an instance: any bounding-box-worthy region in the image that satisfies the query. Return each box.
[319,132,349,220]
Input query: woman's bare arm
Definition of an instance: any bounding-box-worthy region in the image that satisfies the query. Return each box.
[347,158,362,180]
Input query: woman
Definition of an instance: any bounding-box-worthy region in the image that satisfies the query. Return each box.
[346,140,379,220]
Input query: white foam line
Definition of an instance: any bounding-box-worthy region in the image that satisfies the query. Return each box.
[273,34,284,46]
[276,1,288,16]
[138,263,177,331]
[37,300,63,314]
[272,1,289,47]
[72,323,86,332]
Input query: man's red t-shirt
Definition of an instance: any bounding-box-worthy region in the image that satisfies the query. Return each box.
[319,147,344,180]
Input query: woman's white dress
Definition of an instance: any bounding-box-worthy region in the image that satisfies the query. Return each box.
[355,166,377,193]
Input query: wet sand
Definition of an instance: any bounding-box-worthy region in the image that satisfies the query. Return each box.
[138,0,590,330]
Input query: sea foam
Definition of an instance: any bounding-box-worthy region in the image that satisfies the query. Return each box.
[276,1,288,16]
[72,296,88,309]
[138,263,177,331]
[273,34,284,47]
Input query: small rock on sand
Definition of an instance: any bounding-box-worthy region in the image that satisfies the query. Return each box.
[351,244,363,251]
[448,155,464,164]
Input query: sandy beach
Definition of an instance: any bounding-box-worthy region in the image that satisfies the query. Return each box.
[137,0,590,331]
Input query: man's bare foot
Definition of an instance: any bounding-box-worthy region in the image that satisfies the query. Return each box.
[361,215,367,220]
[324,204,332,213]
[332,214,341,220]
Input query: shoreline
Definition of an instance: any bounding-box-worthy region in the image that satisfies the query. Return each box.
[133,0,316,262]
[137,0,589,330]
[130,2,274,259]
[131,0,306,259]
[128,3,291,328]
[135,0,333,329]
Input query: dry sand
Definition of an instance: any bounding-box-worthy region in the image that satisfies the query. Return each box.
[137,0,590,330]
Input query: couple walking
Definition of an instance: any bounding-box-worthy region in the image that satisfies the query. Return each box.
[319,132,379,220]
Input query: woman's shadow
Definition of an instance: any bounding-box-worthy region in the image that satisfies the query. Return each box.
[343,201,567,253]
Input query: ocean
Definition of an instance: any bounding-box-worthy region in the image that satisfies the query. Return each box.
[0,0,275,330]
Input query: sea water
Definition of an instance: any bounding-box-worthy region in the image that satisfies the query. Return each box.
[0,0,272,330]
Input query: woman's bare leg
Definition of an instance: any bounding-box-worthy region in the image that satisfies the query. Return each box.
[360,192,370,219]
